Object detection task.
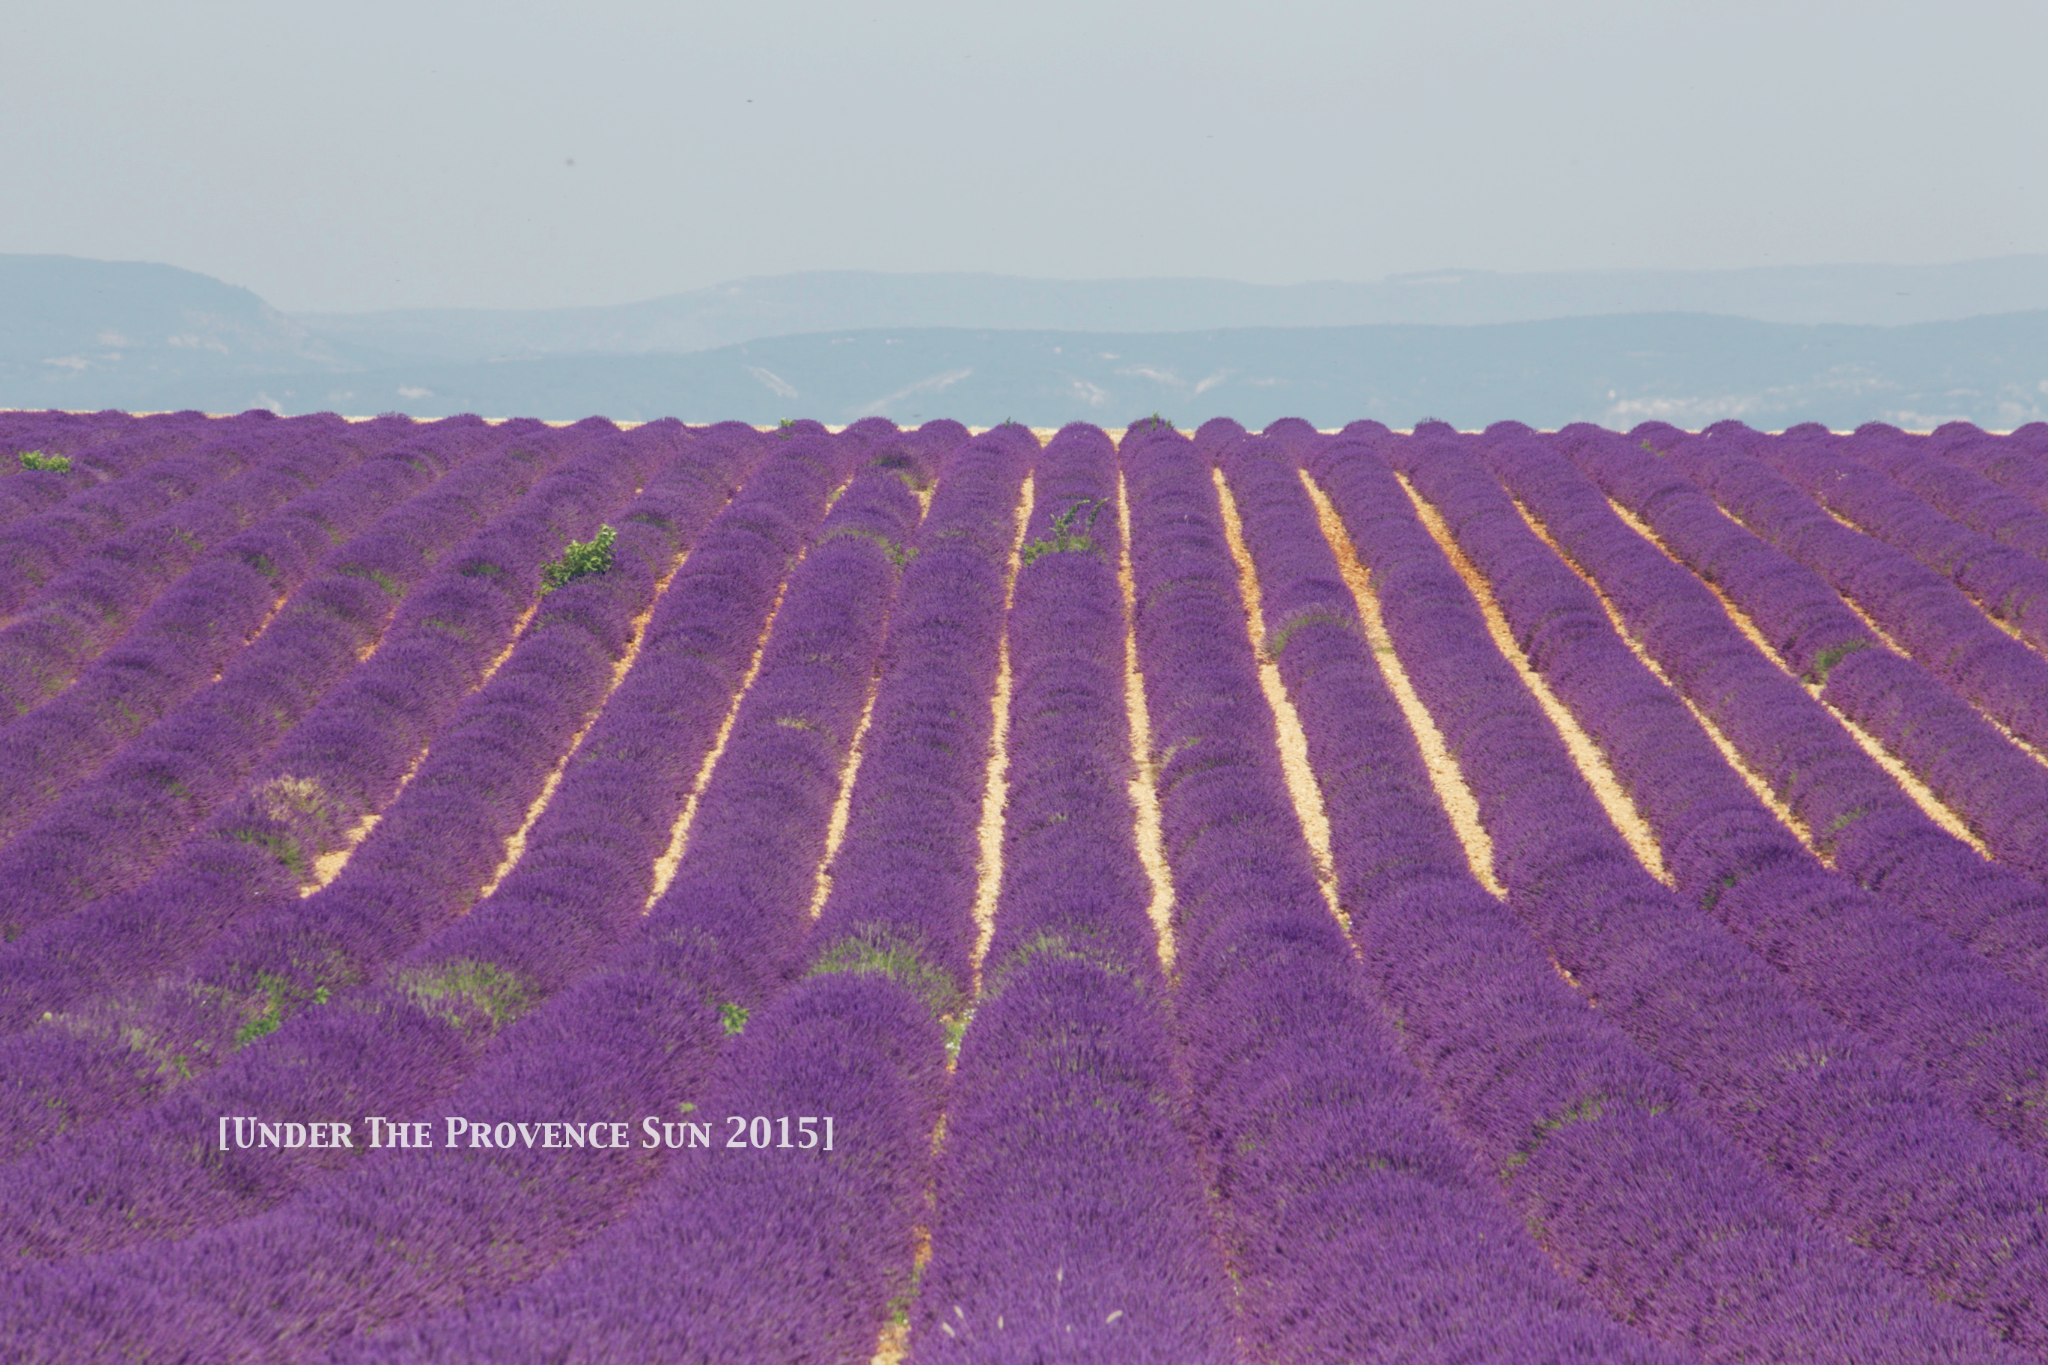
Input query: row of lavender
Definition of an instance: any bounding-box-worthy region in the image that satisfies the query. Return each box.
[4,407,2048,1361]
[0,410,983,1360]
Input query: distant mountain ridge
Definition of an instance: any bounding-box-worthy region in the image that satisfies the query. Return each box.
[10,314,2046,433]
[3,254,2045,429]
[294,258,2048,362]
[0,254,367,375]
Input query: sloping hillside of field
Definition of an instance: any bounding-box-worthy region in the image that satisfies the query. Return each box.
[2,407,2048,1363]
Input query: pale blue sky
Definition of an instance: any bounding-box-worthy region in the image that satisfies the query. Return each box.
[8,0,2042,312]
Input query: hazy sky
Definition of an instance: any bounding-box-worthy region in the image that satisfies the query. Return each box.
[9,0,2043,312]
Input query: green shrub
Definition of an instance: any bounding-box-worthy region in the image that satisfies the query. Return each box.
[1810,638,1869,684]
[17,450,70,473]
[1021,498,1104,565]
[540,525,617,593]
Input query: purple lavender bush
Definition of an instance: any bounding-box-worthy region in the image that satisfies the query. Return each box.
[1313,429,2048,1356]
[1664,427,2048,774]
[1118,422,1687,1363]
[0,420,403,714]
[900,422,1240,1365]
[1232,431,2017,1362]
[0,419,502,863]
[1559,426,2048,910]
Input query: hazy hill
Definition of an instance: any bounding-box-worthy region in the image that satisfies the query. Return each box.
[4,254,2045,428]
[0,255,370,382]
[293,258,2048,362]
[16,313,2036,432]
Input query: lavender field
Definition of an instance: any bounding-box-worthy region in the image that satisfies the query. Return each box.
[6,405,2048,1363]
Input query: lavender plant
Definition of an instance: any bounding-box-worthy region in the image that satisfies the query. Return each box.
[1314,430,2048,1354]
[1228,432,2021,1362]
[1119,424,1686,1363]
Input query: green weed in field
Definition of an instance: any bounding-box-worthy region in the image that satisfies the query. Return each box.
[541,525,617,593]
[1021,499,1104,565]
